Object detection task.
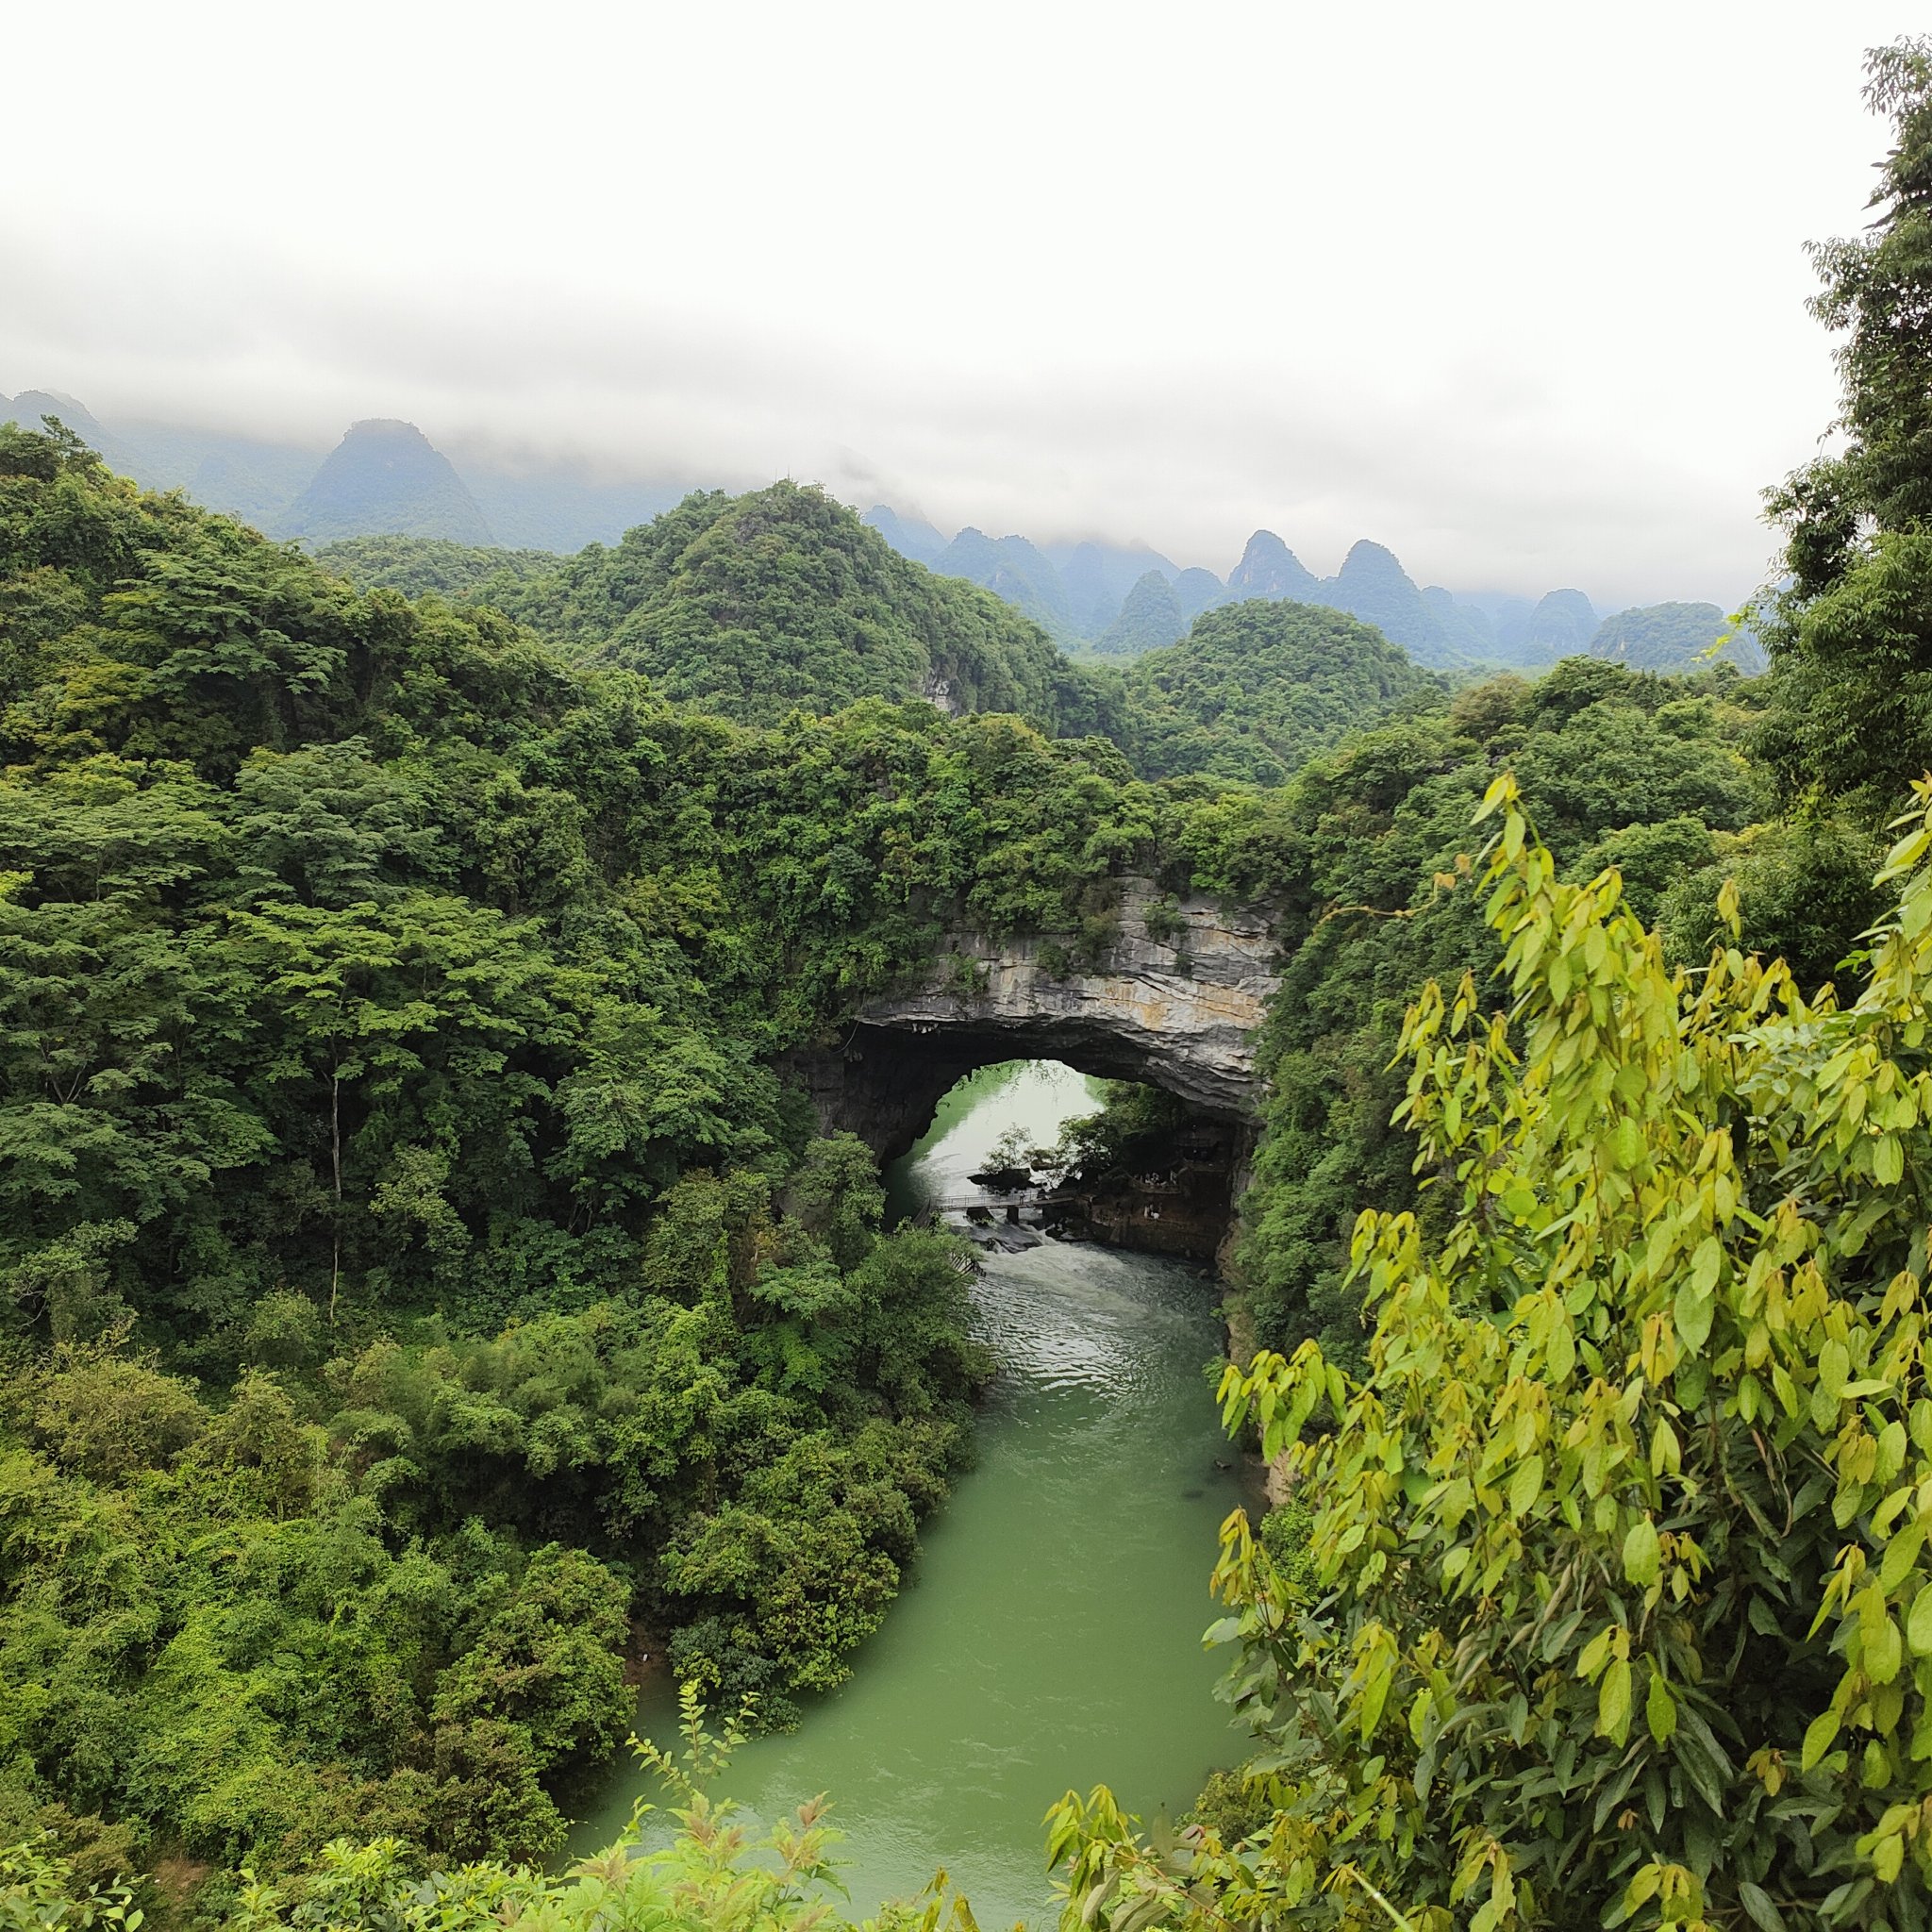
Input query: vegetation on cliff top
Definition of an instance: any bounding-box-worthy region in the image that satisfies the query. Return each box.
[460,480,1119,732]
[1115,597,1442,786]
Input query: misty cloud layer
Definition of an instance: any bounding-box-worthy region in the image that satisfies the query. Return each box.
[6,0,1925,605]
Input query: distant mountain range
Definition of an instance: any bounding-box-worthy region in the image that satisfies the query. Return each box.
[861,507,1761,675]
[1,385,1762,676]
[0,390,691,553]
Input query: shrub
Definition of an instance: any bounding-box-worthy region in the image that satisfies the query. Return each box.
[1053,778,1932,1932]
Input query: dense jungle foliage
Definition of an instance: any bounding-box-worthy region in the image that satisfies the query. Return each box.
[19,39,1932,1932]
[0,420,1274,1890]
[5,1704,977,1932]
[1058,778,1932,1932]
[0,423,1797,1921]
[1758,41,1932,816]
[1587,599,1754,673]
[301,512,1456,789]
[1113,599,1442,785]
[436,481,1122,733]
[0,412,1814,1920]
[310,535,561,600]
[1047,37,1932,1932]
[1225,658,1827,1363]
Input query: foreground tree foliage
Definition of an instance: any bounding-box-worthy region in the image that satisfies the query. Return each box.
[1225,660,1783,1367]
[1053,779,1932,1931]
[3,1701,979,1932]
[1763,39,1932,810]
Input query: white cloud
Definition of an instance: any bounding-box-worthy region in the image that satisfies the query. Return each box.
[2,0,1921,605]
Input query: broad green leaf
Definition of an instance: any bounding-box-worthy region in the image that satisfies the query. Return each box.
[1875,1134,1905,1186]
[1690,1235,1723,1296]
[1645,1668,1676,1746]
[1819,1339,1851,1402]
[1623,1516,1660,1588]
[1908,1585,1932,1657]
[1868,1613,1904,1684]
[1674,1280,1714,1355]
[1577,1626,1613,1680]
[1547,1321,1575,1380]
[1598,1657,1632,1744]
[1879,1520,1924,1595]
[1508,1454,1543,1519]
[1801,1708,1841,1772]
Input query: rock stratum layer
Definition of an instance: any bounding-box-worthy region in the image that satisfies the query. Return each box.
[790,880,1278,1159]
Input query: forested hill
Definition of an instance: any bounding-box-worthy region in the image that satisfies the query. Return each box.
[314,500,1451,776]
[415,480,1120,732]
[1115,599,1442,784]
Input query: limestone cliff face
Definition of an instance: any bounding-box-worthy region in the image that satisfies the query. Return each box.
[855,878,1278,1120]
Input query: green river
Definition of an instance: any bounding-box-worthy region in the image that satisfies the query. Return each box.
[574,1060,1251,1926]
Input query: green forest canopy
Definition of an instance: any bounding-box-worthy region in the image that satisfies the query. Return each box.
[312,494,1465,784]
[0,407,1811,1916]
[24,38,1932,1931]
[0,403,1804,1908]
[439,481,1118,734]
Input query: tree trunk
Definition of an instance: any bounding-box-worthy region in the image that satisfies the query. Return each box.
[328,1067,342,1323]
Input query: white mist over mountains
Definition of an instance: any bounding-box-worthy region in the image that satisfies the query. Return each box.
[5,1,1927,612]
[0,393,1758,674]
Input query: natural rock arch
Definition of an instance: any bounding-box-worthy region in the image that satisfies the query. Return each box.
[789,878,1278,1161]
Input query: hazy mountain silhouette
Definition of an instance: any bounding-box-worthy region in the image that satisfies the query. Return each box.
[1226,530,1320,602]
[1312,541,1451,664]
[1590,601,1763,673]
[860,505,949,568]
[8,390,137,471]
[2,387,1753,675]
[276,420,493,544]
[0,389,696,551]
[1173,567,1228,622]
[1096,571,1188,657]
[934,527,1074,639]
[1050,540,1181,637]
[1508,588,1599,658]
[1423,585,1502,659]
[454,458,689,553]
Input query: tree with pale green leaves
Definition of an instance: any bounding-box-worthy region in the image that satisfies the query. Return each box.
[1764,39,1932,811]
[1051,774,1932,1932]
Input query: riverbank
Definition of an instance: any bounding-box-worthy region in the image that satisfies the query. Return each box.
[570,1061,1254,1926]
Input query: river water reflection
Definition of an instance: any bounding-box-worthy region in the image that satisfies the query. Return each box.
[574,1061,1248,1927]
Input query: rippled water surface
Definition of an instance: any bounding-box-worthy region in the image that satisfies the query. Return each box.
[575,1062,1248,1927]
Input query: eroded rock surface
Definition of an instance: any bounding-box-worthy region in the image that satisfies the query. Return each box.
[796,880,1278,1156]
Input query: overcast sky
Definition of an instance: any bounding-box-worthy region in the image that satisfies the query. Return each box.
[4,0,1925,605]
